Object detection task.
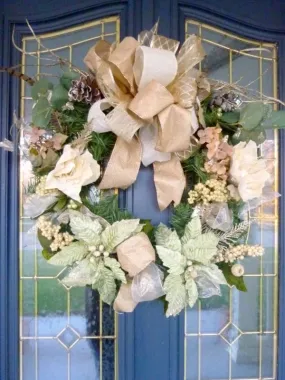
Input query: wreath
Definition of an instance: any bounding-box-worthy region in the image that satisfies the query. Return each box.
[2,23,283,317]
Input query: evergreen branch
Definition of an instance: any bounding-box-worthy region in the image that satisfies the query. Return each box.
[88,131,116,161]
[182,151,210,183]
[59,102,89,139]
[82,193,132,224]
[170,203,193,237]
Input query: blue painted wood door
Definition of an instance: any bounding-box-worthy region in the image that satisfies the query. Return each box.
[1,1,285,379]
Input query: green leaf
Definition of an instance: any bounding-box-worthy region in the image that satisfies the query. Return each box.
[183,232,219,264]
[155,224,181,252]
[32,97,52,128]
[53,196,68,212]
[219,262,247,292]
[96,267,117,305]
[61,259,96,287]
[239,102,269,131]
[104,257,126,283]
[182,216,202,244]
[51,84,69,110]
[69,211,102,246]
[185,278,198,308]
[260,110,285,130]
[231,128,266,145]
[42,249,54,260]
[101,219,141,252]
[37,229,53,252]
[34,148,58,175]
[141,219,154,236]
[48,241,88,266]
[60,71,80,90]
[164,274,187,317]
[156,246,186,275]
[220,111,240,124]
[31,78,53,100]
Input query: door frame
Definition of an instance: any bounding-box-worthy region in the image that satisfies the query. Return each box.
[1,1,285,379]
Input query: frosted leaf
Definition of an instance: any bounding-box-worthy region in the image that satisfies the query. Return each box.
[155,223,181,251]
[101,219,141,252]
[185,278,198,307]
[49,241,88,266]
[104,257,126,283]
[61,259,95,287]
[156,246,186,275]
[182,216,202,244]
[183,232,219,264]
[164,274,187,317]
[69,211,102,246]
[96,267,117,305]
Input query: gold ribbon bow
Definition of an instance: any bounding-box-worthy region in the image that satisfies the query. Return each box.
[85,24,209,210]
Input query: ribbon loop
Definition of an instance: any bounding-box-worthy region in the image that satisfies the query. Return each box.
[116,232,155,277]
[156,104,193,153]
[129,80,174,120]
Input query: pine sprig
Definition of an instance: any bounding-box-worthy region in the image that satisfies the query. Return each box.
[182,151,210,183]
[82,194,132,224]
[88,131,116,161]
[170,203,193,237]
[59,102,90,140]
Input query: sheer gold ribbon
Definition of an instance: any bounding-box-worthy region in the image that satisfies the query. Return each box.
[85,25,209,210]
[114,232,159,312]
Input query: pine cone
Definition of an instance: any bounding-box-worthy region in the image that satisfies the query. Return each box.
[210,92,240,112]
[68,75,102,104]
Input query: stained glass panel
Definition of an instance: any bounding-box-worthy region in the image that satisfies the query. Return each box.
[20,16,120,380]
[185,20,278,380]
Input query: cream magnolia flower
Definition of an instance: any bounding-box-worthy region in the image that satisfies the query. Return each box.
[229,140,270,202]
[45,144,100,201]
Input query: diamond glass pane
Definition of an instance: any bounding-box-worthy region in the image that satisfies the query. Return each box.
[185,20,278,380]
[20,16,120,380]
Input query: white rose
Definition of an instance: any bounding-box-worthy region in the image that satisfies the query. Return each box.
[229,140,270,202]
[45,145,100,202]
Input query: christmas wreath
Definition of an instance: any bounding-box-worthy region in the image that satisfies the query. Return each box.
[1,23,283,317]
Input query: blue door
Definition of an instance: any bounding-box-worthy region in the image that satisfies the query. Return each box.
[1,1,285,379]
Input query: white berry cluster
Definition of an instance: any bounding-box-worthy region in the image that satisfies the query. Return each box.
[188,179,230,205]
[35,176,59,196]
[185,260,198,279]
[213,244,264,263]
[88,244,110,263]
[37,215,74,252]
[67,199,79,210]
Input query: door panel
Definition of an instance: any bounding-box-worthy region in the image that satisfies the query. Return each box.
[184,20,278,380]
[20,17,120,380]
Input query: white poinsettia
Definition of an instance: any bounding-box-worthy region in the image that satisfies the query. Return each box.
[229,140,270,202]
[45,144,100,202]
[156,215,226,317]
[49,211,142,305]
